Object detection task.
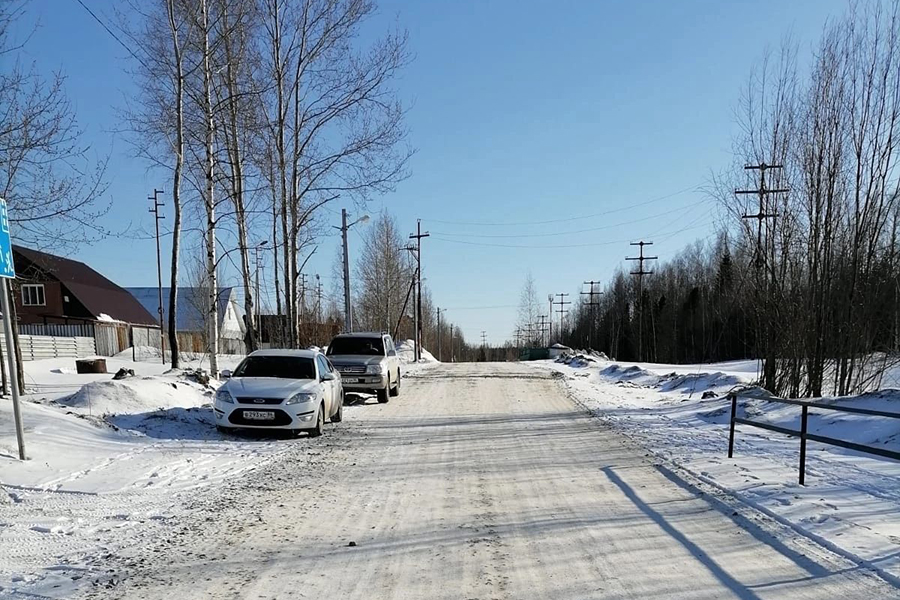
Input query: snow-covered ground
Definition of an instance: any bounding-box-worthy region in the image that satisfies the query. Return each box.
[532,354,900,584]
[0,344,439,599]
[0,352,285,598]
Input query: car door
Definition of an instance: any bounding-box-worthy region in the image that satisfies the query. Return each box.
[316,355,334,417]
[326,357,342,403]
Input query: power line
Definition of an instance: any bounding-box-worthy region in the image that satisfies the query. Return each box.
[72,0,154,73]
[431,220,711,249]
[426,185,699,226]
[441,304,518,310]
[430,199,710,239]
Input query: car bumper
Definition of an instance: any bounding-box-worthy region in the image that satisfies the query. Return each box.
[213,401,320,430]
[339,374,387,392]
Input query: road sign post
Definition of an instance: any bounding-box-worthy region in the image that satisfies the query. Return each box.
[0,198,24,460]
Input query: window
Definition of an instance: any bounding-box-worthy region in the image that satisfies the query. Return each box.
[22,284,45,307]
[232,355,315,380]
[325,336,385,356]
[316,355,331,379]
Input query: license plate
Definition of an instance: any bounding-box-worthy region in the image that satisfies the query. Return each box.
[343,378,361,384]
[244,410,275,421]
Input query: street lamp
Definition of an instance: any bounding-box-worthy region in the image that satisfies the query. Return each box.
[334,209,370,332]
[254,241,268,334]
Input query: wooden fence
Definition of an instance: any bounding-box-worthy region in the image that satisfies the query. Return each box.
[0,334,96,361]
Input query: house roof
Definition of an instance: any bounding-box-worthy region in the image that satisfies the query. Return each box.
[125,287,241,333]
[13,245,157,326]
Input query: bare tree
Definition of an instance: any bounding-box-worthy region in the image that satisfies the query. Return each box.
[516,272,541,346]
[255,0,413,348]
[0,0,110,249]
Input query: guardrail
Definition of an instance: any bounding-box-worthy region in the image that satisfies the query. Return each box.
[727,391,900,485]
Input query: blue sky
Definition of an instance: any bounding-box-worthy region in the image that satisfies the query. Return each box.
[17,0,847,345]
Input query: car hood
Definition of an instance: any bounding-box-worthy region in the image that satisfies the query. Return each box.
[327,355,385,366]
[223,378,319,398]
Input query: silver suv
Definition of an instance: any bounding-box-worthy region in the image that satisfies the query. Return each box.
[325,333,401,403]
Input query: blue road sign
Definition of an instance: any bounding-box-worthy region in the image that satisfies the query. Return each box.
[0,199,15,279]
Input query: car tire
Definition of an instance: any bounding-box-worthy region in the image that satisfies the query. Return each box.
[389,373,400,397]
[309,404,324,437]
[331,396,343,423]
[377,379,390,404]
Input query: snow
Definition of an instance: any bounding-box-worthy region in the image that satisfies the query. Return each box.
[395,339,438,363]
[95,313,121,323]
[0,351,284,598]
[532,355,900,584]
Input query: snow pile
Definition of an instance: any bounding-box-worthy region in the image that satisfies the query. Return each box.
[535,357,900,583]
[396,339,437,363]
[58,375,211,418]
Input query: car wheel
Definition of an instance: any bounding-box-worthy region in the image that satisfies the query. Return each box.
[377,378,390,404]
[331,395,343,423]
[389,373,400,397]
[309,404,324,437]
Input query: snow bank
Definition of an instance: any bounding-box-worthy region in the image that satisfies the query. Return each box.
[396,339,437,363]
[535,357,900,583]
[57,375,211,417]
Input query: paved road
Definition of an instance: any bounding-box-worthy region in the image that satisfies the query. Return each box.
[90,363,898,599]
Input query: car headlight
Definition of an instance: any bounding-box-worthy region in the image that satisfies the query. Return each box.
[216,388,235,404]
[366,364,384,374]
[285,392,316,405]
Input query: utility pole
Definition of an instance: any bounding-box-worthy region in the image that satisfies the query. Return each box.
[736,163,788,389]
[736,163,785,270]
[335,209,370,333]
[553,293,571,342]
[340,209,351,332]
[149,189,165,364]
[409,220,430,361]
[253,241,268,341]
[437,307,447,361]
[626,241,657,362]
[299,272,309,324]
[537,314,549,347]
[581,280,603,350]
[315,274,323,346]
[402,245,419,358]
[548,294,554,343]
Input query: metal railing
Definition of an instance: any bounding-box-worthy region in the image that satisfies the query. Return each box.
[727,391,900,485]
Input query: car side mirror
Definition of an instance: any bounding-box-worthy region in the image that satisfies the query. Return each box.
[321,372,336,382]
[220,369,232,379]
[388,350,397,357]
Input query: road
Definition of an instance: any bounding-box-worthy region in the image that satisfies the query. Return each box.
[89,362,898,599]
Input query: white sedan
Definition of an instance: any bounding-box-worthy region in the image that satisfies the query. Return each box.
[213,349,343,437]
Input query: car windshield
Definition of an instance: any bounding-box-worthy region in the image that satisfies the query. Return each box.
[232,356,315,380]
[326,337,385,356]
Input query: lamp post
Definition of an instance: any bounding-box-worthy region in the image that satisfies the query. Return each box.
[254,241,268,336]
[335,209,369,332]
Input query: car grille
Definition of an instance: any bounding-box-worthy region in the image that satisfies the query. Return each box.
[236,397,284,405]
[228,409,292,426]
[338,365,366,374]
